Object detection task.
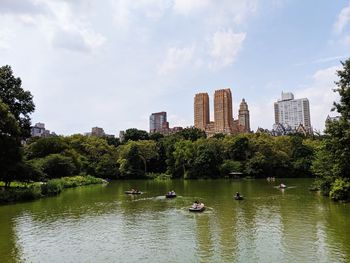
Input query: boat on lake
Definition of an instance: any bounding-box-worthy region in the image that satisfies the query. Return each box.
[279,183,287,189]
[125,189,142,194]
[165,191,176,198]
[189,202,205,212]
[234,196,244,200]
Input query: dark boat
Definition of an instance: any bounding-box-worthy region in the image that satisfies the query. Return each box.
[125,190,142,194]
[189,203,205,212]
[234,196,244,200]
[165,193,177,198]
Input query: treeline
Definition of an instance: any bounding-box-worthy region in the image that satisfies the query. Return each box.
[18,128,319,183]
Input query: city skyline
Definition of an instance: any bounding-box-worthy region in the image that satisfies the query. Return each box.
[1,1,349,135]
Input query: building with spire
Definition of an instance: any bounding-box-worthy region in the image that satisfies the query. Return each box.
[238,98,250,133]
[194,88,250,136]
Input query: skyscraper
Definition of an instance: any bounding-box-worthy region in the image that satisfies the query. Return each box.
[194,93,210,130]
[238,98,250,132]
[214,89,233,133]
[150,111,168,133]
[274,92,312,132]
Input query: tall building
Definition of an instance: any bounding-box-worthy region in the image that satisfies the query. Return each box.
[238,98,250,132]
[150,111,168,133]
[214,89,233,133]
[91,127,105,137]
[31,122,54,137]
[194,93,210,130]
[274,92,312,133]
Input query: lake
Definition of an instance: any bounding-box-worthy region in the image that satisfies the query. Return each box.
[0,178,349,263]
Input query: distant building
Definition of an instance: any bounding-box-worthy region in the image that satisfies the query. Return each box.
[194,88,250,137]
[238,98,250,133]
[119,131,125,142]
[30,122,55,137]
[149,111,183,135]
[274,92,312,133]
[91,127,105,137]
[214,89,233,134]
[194,93,210,131]
[150,112,168,133]
[325,115,340,123]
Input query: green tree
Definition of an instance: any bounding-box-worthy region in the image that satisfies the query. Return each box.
[40,154,76,179]
[0,100,22,186]
[124,128,149,141]
[312,59,350,200]
[24,137,68,159]
[176,127,206,141]
[0,65,35,139]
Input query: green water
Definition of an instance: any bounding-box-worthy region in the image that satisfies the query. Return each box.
[0,178,349,263]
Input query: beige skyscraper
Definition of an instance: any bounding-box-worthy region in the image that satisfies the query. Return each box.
[194,93,210,130]
[214,89,233,133]
[238,98,250,132]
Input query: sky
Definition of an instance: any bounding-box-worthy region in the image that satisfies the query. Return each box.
[1,0,350,136]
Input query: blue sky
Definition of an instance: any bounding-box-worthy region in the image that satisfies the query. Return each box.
[1,0,349,135]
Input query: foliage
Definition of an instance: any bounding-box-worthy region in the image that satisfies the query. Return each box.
[0,100,22,186]
[0,65,35,139]
[220,160,242,176]
[124,128,149,141]
[329,178,350,202]
[0,185,42,203]
[24,136,68,159]
[176,127,206,141]
[41,179,63,195]
[39,154,76,179]
[312,58,350,201]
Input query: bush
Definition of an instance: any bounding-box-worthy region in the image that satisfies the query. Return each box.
[146,172,172,180]
[41,179,63,196]
[0,185,42,203]
[329,178,350,202]
[220,160,242,176]
[40,154,76,179]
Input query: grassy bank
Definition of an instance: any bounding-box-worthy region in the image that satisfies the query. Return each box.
[0,175,107,204]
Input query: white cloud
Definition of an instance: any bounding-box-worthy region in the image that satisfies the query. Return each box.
[173,0,211,15]
[295,66,341,132]
[333,3,350,34]
[111,0,169,29]
[209,30,246,69]
[158,45,196,75]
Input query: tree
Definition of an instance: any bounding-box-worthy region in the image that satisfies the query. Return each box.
[39,154,76,179]
[0,100,22,186]
[0,65,35,139]
[123,128,149,142]
[176,127,206,141]
[24,137,68,159]
[312,59,350,200]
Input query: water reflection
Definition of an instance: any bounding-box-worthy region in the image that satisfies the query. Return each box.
[0,179,349,262]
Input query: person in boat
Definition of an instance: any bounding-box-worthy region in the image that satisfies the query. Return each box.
[171,190,175,195]
[235,192,241,198]
[192,200,199,208]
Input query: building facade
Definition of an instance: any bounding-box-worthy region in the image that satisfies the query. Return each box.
[31,123,55,137]
[150,111,168,133]
[214,89,233,133]
[194,88,250,136]
[194,93,210,130]
[238,98,250,133]
[91,127,105,137]
[274,92,312,133]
